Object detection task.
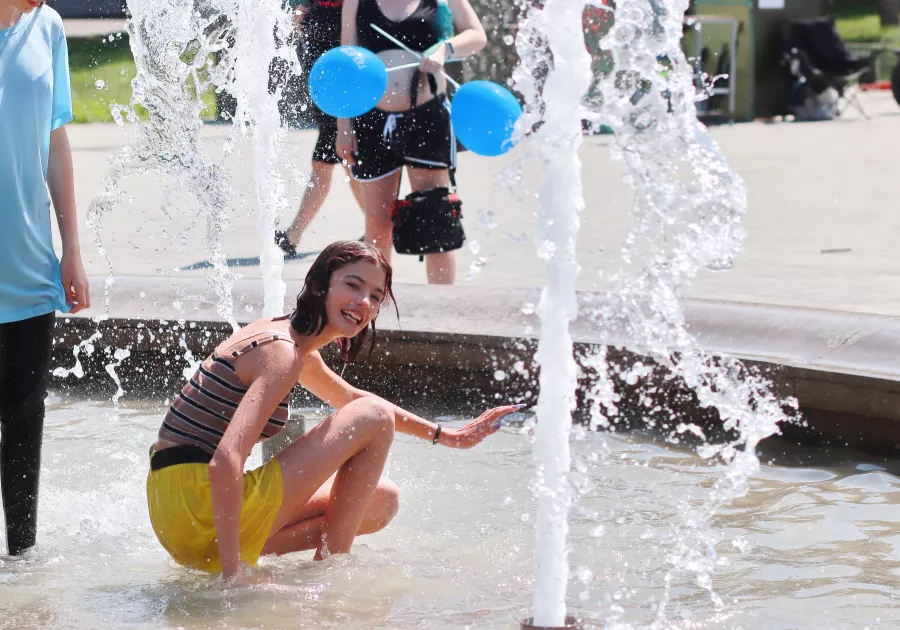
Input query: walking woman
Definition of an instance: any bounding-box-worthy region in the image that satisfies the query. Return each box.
[0,0,90,555]
[146,241,517,581]
[337,0,486,284]
[274,0,366,257]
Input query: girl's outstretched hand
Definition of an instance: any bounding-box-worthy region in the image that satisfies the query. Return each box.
[441,404,525,449]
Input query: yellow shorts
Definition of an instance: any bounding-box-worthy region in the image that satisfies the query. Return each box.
[146,457,284,573]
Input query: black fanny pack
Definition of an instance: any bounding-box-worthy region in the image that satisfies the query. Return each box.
[391,186,465,257]
[389,69,466,259]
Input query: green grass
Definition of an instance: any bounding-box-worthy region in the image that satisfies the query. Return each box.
[68,34,218,123]
[832,0,900,44]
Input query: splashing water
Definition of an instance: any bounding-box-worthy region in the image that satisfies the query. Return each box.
[105,346,133,410]
[87,0,238,328]
[52,330,102,379]
[178,333,203,382]
[514,0,794,625]
[77,0,299,420]
[584,1,794,619]
[87,0,297,331]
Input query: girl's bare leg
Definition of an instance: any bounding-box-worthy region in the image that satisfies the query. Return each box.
[262,476,399,557]
[286,162,367,247]
[424,252,456,284]
[346,165,366,211]
[285,160,335,246]
[357,169,402,264]
[408,166,457,284]
[270,397,395,558]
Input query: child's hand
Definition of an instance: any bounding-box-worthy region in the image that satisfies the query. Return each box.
[441,404,525,449]
[222,562,264,588]
[335,120,358,166]
[60,253,90,314]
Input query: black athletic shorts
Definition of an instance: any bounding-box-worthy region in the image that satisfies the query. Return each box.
[351,95,455,181]
[298,4,342,164]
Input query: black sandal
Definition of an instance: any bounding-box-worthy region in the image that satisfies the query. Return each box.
[274,231,297,257]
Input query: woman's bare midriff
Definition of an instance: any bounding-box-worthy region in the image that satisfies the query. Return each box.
[376,49,446,111]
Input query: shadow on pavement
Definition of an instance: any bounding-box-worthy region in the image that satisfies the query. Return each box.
[180,249,320,270]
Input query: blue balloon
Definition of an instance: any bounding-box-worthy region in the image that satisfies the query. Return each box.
[309,46,388,118]
[451,81,523,157]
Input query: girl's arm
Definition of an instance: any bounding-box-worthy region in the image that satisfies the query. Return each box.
[299,351,520,448]
[47,127,90,313]
[420,0,486,74]
[340,0,359,48]
[445,0,488,58]
[209,345,300,581]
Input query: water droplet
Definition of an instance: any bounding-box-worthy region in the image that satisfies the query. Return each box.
[94,79,107,90]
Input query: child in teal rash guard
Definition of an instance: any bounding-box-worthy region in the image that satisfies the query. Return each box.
[0,0,90,555]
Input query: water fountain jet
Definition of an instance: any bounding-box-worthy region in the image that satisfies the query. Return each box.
[520,615,583,630]
[230,0,293,317]
[513,0,592,626]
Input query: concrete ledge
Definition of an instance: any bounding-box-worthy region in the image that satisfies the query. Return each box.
[63,18,127,37]
[51,276,900,455]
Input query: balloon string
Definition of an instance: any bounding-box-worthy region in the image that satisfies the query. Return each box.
[387,59,464,73]
[386,60,464,72]
[369,23,461,88]
[386,62,422,72]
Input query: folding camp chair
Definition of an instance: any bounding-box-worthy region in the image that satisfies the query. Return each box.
[782,17,879,120]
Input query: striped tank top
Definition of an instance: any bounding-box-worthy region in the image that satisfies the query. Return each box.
[157,333,297,455]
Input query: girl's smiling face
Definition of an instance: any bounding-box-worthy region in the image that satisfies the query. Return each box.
[325,260,387,337]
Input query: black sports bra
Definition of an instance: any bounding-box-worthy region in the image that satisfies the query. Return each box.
[356,0,443,54]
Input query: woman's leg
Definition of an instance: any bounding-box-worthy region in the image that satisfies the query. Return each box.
[0,312,55,555]
[345,164,366,211]
[261,476,399,557]
[269,397,395,559]
[407,167,457,285]
[284,160,335,247]
[358,170,402,265]
[283,162,368,249]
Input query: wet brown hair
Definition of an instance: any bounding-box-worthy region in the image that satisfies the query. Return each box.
[290,240,396,364]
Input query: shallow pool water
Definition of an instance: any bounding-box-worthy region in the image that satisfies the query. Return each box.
[0,394,899,629]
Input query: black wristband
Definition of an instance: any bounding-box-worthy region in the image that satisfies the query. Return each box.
[432,424,442,445]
